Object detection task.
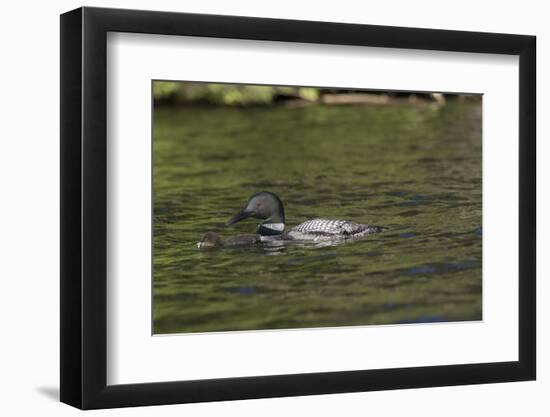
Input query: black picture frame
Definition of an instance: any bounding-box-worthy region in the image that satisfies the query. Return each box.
[60,6,536,410]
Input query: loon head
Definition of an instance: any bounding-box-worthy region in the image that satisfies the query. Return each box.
[226,191,285,236]
[197,231,223,249]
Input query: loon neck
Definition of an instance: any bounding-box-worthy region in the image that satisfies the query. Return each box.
[257,222,285,236]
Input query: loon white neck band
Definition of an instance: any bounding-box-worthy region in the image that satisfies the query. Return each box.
[261,223,285,232]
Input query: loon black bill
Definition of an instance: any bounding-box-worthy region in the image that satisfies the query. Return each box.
[226,209,253,226]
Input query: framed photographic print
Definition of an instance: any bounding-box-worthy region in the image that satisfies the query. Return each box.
[60,6,536,409]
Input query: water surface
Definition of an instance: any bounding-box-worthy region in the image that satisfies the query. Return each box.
[153,101,482,334]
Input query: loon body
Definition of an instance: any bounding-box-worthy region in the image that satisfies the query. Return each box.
[287,218,381,240]
[226,191,382,241]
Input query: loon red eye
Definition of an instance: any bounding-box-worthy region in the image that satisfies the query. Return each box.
[256,202,262,208]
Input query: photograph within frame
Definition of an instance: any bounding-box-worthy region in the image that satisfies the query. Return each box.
[152,80,483,335]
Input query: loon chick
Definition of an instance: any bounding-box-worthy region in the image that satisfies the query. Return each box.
[226,191,382,240]
[197,231,261,249]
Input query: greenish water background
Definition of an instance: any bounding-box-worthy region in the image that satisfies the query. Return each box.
[153,99,482,334]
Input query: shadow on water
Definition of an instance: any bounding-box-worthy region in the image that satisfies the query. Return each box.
[153,101,482,334]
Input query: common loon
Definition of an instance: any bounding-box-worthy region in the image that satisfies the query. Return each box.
[197,231,261,249]
[226,191,382,241]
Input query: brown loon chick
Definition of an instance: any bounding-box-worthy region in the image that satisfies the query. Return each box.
[197,231,261,249]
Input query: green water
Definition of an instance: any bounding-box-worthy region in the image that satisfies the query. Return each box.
[153,101,482,334]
